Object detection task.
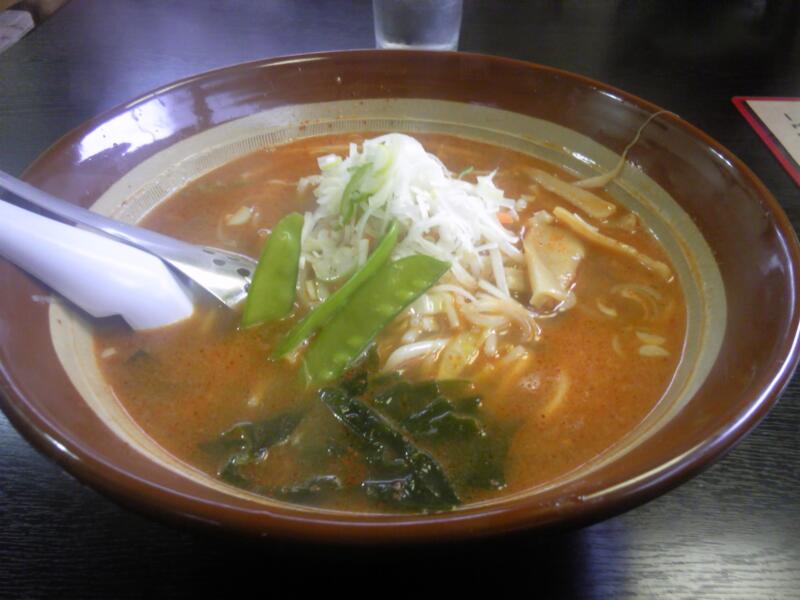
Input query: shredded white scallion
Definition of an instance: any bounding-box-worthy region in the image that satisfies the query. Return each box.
[301,134,521,293]
[291,132,666,376]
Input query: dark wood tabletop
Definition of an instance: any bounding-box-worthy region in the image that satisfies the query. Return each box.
[1,1,799,597]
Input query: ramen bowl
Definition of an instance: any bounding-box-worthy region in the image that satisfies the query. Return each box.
[1,51,798,543]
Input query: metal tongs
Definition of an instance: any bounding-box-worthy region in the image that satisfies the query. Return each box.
[0,169,257,329]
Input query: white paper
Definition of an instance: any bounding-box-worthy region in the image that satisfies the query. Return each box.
[747,99,800,165]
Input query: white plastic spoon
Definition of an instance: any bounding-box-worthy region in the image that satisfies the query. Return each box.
[0,169,256,309]
[0,199,194,330]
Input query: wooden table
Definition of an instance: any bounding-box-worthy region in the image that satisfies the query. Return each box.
[1,1,798,597]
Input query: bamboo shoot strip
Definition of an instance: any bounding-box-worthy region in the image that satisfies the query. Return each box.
[553,207,672,280]
[574,110,672,190]
[528,168,617,220]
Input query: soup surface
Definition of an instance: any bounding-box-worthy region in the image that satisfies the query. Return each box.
[93,132,685,513]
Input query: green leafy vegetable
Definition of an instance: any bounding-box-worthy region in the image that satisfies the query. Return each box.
[303,255,450,385]
[339,143,394,224]
[370,377,507,490]
[241,212,304,328]
[339,164,372,224]
[402,397,484,438]
[201,366,509,510]
[374,379,484,439]
[319,386,460,510]
[272,222,400,359]
[201,411,303,487]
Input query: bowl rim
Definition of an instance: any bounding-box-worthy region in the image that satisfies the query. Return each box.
[2,49,799,543]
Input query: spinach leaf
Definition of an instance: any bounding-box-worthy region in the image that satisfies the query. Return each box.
[460,432,509,490]
[202,411,303,488]
[367,376,508,491]
[201,364,511,510]
[372,379,484,440]
[402,397,485,439]
[319,386,460,511]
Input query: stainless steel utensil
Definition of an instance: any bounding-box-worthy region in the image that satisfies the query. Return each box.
[0,169,256,309]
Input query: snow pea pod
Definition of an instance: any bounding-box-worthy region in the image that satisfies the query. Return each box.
[303,254,450,385]
[272,221,399,359]
[241,212,304,327]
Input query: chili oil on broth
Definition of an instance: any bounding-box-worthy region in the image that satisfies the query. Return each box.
[93,132,686,512]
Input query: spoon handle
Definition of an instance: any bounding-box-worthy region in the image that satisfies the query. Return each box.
[0,168,196,256]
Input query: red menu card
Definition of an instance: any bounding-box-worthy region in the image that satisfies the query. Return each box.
[733,97,800,187]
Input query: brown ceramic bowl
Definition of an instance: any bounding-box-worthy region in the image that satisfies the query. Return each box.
[1,51,798,543]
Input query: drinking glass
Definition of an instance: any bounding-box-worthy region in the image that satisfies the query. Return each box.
[373,0,463,51]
